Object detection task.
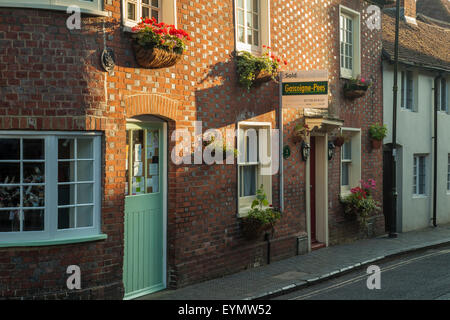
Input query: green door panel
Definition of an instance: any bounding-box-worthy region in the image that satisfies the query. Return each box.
[123,122,165,299]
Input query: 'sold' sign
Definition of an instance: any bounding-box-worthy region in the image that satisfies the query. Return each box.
[281,70,328,109]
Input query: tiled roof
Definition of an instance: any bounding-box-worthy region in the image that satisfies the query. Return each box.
[417,0,450,24]
[382,10,450,72]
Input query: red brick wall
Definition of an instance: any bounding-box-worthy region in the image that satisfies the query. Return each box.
[0,0,384,298]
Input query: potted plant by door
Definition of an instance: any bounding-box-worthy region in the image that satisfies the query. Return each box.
[236,46,287,90]
[131,17,191,69]
[339,181,380,237]
[240,185,281,241]
[343,76,371,99]
[368,123,387,149]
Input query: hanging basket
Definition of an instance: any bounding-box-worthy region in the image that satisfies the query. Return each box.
[253,69,274,84]
[240,217,272,241]
[343,89,367,99]
[133,43,183,69]
[334,136,345,147]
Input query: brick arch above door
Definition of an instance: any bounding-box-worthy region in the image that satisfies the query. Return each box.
[123,94,180,120]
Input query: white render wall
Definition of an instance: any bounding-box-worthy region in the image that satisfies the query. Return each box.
[383,63,450,232]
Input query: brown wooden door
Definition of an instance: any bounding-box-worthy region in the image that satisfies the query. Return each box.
[310,137,316,242]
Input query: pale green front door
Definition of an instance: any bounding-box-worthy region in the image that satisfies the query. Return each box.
[123,122,165,299]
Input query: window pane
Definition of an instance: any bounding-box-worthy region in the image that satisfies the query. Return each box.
[77,139,93,159]
[58,161,75,182]
[237,0,244,9]
[0,163,20,184]
[58,207,75,229]
[0,186,20,207]
[58,184,76,206]
[241,165,256,197]
[142,6,150,18]
[0,210,20,232]
[253,13,259,29]
[246,12,253,28]
[238,27,245,42]
[0,139,20,160]
[342,141,352,160]
[246,0,252,11]
[23,139,44,160]
[127,2,136,20]
[23,163,45,184]
[77,160,93,181]
[342,163,349,186]
[152,0,158,7]
[77,206,93,228]
[151,9,159,21]
[253,0,258,12]
[238,10,244,25]
[23,209,44,231]
[23,185,44,207]
[58,139,75,159]
[77,183,93,204]
[142,0,149,4]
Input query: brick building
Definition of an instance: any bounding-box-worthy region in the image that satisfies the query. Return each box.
[0,0,385,299]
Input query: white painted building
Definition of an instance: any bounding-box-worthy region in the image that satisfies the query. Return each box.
[382,1,450,232]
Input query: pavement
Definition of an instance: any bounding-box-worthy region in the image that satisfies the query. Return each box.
[140,223,450,300]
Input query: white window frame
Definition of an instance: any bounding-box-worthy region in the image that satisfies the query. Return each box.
[339,5,361,79]
[340,128,361,195]
[237,122,272,216]
[401,70,415,111]
[235,0,270,54]
[0,131,102,243]
[0,0,107,16]
[122,0,177,28]
[437,78,448,113]
[413,155,427,197]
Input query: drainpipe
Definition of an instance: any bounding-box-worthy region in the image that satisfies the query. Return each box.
[433,75,441,227]
[389,0,401,238]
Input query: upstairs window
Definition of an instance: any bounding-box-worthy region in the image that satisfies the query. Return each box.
[401,71,415,111]
[235,0,270,54]
[123,0,176,28]
[339,6,361,79]
[437,78,448,112]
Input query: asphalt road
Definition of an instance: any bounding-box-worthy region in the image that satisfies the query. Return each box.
[273,245,450,300]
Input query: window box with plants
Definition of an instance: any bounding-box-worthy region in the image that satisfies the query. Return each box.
[339,179,380,237]
[131,17,191,69]
[369,123,387,149]
[343,76,371,99]
[236,46,287,90]
[240,185,281,241]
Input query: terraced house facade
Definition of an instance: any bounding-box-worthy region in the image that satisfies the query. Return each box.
[0,0,385,299]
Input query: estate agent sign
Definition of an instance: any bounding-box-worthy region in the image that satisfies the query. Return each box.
[281,70,328,109]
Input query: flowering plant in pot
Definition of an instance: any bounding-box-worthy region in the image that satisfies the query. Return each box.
[339,180,380,234]
[131,17,191,68]
[292,123,310,144]
[203,136,238,160]
[343,75,371,99]
[334,132,346,147]
[236,46,287,90]
[368,123,387,149]
[240,185,281,241]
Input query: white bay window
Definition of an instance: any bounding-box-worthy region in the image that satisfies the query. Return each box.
[0,132,102,243]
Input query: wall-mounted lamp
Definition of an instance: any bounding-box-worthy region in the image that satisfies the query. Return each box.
[301,141,310,161]
[328,141,335,160]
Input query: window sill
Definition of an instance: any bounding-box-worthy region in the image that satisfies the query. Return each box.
[412,195,427,199]
[0,234,108,248]
[0,3,110,17]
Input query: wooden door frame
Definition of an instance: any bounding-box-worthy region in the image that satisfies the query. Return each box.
[306,133,329,251]
[124,118,168,299]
